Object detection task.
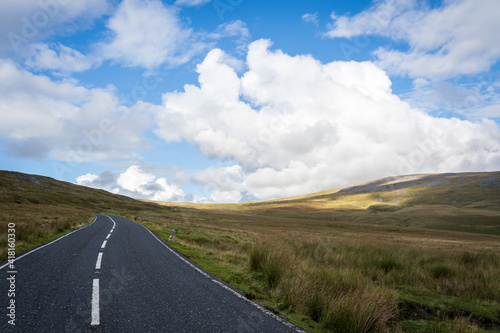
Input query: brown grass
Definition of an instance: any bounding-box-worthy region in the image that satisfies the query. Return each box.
[134,204,500,332]
[0,203,92,259]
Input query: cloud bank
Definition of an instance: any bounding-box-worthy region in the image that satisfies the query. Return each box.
[0,58,157,172]
[77,166,186,202]
[153,39,500,200]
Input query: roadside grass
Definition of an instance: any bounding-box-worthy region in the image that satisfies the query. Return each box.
[247,237,499,332]
[397,316,487,333]
[0,203,93,260]
[129,207,500,333]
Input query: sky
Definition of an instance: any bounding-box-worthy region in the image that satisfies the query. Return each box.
[0,0,500,203]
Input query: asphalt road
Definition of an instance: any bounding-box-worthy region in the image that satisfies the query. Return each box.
[1,214,303,332]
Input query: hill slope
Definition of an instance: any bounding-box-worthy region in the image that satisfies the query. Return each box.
[0,170,163,258]
[0,170,162,211]
[2,169,500,256]
[2,169,499,246]
[269,172,500,208]
[174,172,500,236]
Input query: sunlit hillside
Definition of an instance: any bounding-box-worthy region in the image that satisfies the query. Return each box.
[154,172,500,236]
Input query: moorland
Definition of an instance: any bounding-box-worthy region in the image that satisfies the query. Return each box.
[1,170,499,332]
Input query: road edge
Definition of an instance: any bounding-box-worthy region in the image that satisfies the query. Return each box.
[0,214,98,270]
[116,215,309,333]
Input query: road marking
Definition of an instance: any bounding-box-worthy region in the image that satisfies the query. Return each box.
[0,215,98,271]
[95,253,103,270]
[89,216,115,327]
[107,216,117,224]
[91,279,100,326]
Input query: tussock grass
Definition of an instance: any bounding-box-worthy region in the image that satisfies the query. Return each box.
[247,236,499,331]
[0,204,92,259]
[398,314,484,333]
[448,315,482,333]
[324,288,398,333]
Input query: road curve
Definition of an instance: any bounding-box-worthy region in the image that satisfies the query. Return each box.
[1,214,304,332]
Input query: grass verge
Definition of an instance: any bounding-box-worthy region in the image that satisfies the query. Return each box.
[129,211,500,333]
[0,204,94,261]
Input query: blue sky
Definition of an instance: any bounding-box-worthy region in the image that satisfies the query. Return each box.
[1,0,499,202]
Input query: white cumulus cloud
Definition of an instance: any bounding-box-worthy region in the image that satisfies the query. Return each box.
[98,0,206,68]
[193,165,245,202]
[155,39,500,200]
[0,58,157,172]
[117,166,186,201]
[325,0,500,79]
[76,173,99,185]
[0,0,111,51]
[24,43,94,73]
[76,167,187,202]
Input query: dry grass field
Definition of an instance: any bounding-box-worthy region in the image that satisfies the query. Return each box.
[1,170,499,332]
[134,203,500,332]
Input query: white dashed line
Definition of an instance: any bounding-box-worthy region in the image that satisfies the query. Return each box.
[95,252,103,270]
[91,279,100,326]
[90,215,116,327]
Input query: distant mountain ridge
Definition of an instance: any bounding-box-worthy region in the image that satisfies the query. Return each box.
[1,170,500,236]
[259,171,500,207]
[337,172,500,194]
[222,171,500,236]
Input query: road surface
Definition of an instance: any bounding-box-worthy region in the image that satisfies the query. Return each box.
[1,214,303,332]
